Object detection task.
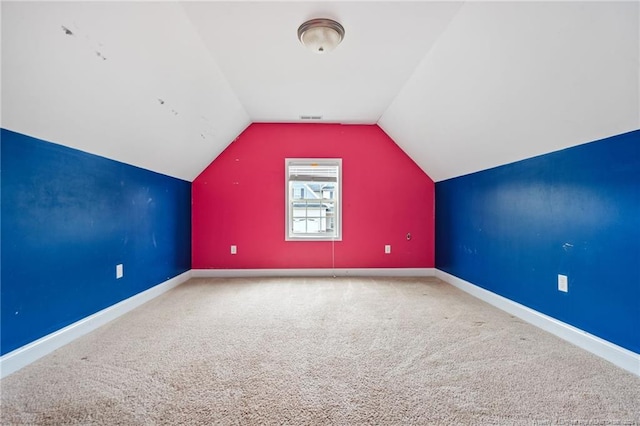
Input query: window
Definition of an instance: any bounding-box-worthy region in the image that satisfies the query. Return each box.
[286,158,342,241]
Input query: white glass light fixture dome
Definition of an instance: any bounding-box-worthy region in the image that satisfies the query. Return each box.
[297,19,345,54]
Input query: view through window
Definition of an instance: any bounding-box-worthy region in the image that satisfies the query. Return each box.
[286,159,342,240]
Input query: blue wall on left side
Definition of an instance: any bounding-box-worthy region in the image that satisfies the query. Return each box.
[1,129,192,356]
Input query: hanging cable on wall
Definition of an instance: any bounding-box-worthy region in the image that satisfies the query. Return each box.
[332,234,336,278]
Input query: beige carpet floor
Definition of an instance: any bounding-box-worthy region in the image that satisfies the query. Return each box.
[1,277,638,425]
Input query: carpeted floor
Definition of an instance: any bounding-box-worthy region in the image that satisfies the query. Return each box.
[1,277,638,425]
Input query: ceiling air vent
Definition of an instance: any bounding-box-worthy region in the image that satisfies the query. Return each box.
[300,115,323,120]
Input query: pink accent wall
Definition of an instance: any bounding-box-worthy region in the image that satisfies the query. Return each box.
[192,123,435,269]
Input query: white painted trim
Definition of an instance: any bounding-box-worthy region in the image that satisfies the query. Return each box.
[0,271,192,379]
[435,269,640,377]
[192,268,435,278]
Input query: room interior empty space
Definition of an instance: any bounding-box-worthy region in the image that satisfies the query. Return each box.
[1,1,639,424]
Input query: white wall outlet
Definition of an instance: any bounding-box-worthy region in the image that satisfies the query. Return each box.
[558,274,568,292]
[116,264,124,279]
[230,245,237,255]
[385,245,391,254]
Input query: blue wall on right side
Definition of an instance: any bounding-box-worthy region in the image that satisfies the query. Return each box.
[436,130,640,353]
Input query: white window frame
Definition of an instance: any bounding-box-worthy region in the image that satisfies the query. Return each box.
[285,158,342,241]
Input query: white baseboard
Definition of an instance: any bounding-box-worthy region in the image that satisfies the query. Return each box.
[191,268,436,278]
[435,269,640,377]
[0,270,192,379]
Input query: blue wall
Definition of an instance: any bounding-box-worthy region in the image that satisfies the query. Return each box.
[1,129,191,355]
[436,130,640,354]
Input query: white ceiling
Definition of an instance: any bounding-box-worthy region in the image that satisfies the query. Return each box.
[181,1,463,124]
[1,1,250,181]
[379,1,640,181]
[2,1,638,182]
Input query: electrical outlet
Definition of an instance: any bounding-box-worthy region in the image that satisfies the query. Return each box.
[231,245,237,255]
[116,264,123,279]
[385,245,391,254]
[558,274,568,292]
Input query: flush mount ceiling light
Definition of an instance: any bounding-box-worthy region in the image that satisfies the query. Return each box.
[297,18,345,54]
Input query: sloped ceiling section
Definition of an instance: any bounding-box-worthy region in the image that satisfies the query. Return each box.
[1,2,250,181]
[2,2,638,182]
[379,1,640,182]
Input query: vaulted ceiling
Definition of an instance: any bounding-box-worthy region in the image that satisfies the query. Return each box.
[2,1,638,182]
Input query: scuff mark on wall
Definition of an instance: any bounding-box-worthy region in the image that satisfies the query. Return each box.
[198,116,217,141]
[156,98,180,117]
[60,23,109,62]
